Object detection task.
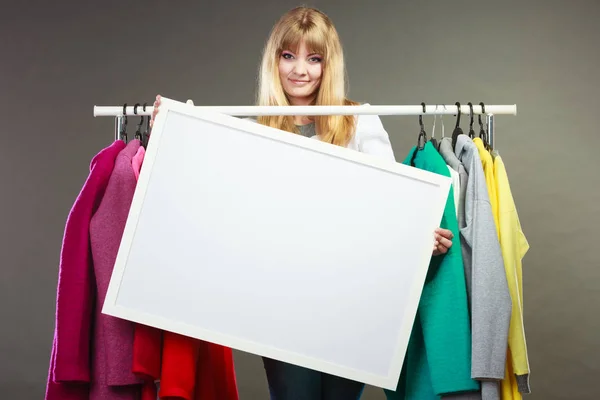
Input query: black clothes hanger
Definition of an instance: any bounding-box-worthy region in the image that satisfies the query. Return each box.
[467,102,475,138]
[142,102,150,148]
[134,103,144,142]
[410,102,428,167]
[478,102,492,150]
[120,103,128,142]
[451,102,464,150]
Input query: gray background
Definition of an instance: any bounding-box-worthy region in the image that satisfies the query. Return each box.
[1,1,598,399]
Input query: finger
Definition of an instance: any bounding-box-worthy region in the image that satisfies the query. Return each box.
[436,235,453,249]
[436,228,454,240]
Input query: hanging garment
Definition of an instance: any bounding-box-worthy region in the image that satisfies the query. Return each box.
[384,141,479,400]
[473,137,512,400]
[438,138,468,232]
[159,334,239,400]
[132,145,145,180]
[88,139,143,399]
[447,165,460,217]
[493,154,531,397]
[45,139,126,400]
[159,334,200,399]
[129,145,163,400]
[194,343,239,400]
[473,138,498,226]
[447,135,511,400]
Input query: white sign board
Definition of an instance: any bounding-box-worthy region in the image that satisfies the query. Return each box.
[103,97,451,390]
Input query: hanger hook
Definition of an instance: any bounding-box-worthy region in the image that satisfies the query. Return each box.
[468,102,474,128]
[121,103,128,141]
[454,102,461,128]
[143,102,150,131]
[467,102,476,138]
[478,101,486,128]
[134,103,144,140]
[134,102,143,124]
[478,102,490,148]
[417,102,427,150]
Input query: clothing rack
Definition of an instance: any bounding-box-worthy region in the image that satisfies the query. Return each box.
[94,103,517,150]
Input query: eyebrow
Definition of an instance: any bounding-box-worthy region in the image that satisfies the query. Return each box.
[281,50,321,57]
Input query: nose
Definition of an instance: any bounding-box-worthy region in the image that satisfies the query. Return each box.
[292,59,308,75]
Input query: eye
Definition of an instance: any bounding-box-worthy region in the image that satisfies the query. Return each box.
[281,52,294,59]
[309,56,322,63]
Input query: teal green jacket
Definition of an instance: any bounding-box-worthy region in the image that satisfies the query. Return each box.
[385,142,480,399]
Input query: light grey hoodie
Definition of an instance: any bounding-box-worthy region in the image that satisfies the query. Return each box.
[442,135,512,400]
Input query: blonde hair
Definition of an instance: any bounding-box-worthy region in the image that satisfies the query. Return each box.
[256,6,358,147]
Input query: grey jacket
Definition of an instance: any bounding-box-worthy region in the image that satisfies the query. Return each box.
[455,134,512,379]
[439,135,510,400]
[439,138,469,263]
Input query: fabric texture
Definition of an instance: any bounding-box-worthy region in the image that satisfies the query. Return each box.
[159,334,200,399]
[132,145,146,180]
[452,135,511,384]
[296,121,316,137]
[89,139,143,399]
[439,137,468,232]
[159,334,239,400]
[473,138,498,227]
[494,154,531,396]
[447,165,460,217]
[384,141,478,400]
[45,139,126,400]
[194,343,238,400]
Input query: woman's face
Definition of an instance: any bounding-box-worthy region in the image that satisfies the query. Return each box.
[278,40,322,105]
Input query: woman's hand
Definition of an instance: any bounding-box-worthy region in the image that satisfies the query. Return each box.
[149,95,194,129]
[432,227,454,256]
[149,94,162,129]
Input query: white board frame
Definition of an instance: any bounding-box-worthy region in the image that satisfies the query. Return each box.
[103,97,451,390]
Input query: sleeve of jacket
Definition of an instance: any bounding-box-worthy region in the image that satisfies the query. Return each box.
[463,148,512,380]
[45,338,90,400]
[403,145,479,396]
[52,165,101,382]
[159,333,201,399]
[355,106,396,161]
[494,156,531,393]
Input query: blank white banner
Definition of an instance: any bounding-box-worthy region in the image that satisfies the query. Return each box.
[103,97,451,390]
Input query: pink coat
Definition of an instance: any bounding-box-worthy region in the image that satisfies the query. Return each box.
[46,140,125,400]
[89,139,142,399]
[45,139,144,400]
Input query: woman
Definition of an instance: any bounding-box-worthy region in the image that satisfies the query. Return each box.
[151,6,454,399]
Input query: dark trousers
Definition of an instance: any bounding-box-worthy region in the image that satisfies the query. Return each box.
[262,357,365,400]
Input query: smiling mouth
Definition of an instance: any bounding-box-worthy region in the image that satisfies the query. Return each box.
[290,79,309,84]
